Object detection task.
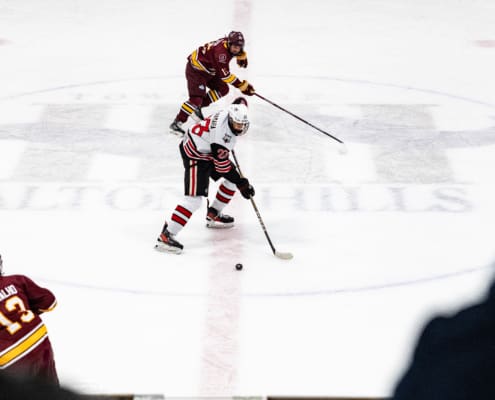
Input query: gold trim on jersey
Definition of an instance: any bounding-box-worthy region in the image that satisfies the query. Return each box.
[0,323,48,368]
[190,49,214,75]
[222,73,238,84]
[39,299,57,313]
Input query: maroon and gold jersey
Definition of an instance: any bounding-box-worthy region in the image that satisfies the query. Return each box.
[188,37,244,88]
[0,275,57,369]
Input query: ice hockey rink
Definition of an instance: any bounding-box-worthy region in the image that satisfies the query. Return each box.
[1,0,495,397]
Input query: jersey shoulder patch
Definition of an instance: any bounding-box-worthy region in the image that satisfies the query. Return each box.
[222,132,233,144]
[218,53,228,63]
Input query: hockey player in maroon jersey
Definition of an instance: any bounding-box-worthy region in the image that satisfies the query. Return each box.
[169,31,256,136]
[156,97,255,253]
[0,254,59,385]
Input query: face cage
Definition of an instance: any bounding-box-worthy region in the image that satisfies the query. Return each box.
[234,121,249,136]
[228,41,244,55]
[229,118,249,136]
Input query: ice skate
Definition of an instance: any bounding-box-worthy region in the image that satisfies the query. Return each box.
[169,120,185,136]
[154,228,184,254]
[206,206,234,229]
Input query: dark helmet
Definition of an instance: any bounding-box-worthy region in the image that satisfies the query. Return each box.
[232,96,248,106]
[227,31,245,52]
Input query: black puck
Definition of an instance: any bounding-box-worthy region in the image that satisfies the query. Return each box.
[235,263,243,271]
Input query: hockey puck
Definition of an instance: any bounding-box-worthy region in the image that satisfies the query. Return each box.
[235,263,243,271]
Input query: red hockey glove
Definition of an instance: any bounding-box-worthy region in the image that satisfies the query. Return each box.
[238,80,255,96]
[237,178,255,199]
[236,51,248,68]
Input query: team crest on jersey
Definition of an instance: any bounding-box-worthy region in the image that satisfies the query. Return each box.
[199,84,205,90]
[219,54,227,63]
[223,133,232,143]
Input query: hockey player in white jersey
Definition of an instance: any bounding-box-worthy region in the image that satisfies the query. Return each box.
[155,97,255,253]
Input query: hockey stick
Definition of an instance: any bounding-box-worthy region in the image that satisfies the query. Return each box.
[231,150,293,260]
[254,92,347,150]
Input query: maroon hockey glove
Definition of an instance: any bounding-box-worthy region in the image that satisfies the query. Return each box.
[238,80,255,96]
[237,178,255,199]
[236,51,248,68]
[237,58,248,68]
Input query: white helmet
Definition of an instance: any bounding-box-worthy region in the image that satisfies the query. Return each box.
[228,103,249,136]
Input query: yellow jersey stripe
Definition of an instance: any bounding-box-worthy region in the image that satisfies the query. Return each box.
[222,74,237,84]
[190,50,210,74]
[0,324,48,367]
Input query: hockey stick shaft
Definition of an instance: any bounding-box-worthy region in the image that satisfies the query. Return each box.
[231,150,278,256]
[254,92,344,144]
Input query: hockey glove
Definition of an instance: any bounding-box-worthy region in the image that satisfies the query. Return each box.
[236,51,248,68]
[237,178,255,199]
[238,80,255,96]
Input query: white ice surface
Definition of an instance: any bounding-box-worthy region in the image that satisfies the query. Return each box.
[1,0,495,397]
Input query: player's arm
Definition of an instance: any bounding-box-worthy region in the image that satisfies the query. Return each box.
[211,144,255,199]
[211,143,239,181]
[21,276,57,314]
[215,49,255,95]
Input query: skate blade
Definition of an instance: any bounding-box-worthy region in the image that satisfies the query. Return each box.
[154,243,182,254]
[206,221,234,229]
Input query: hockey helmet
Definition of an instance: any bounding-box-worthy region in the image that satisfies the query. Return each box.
[0,254,3,275]
[232,96,248,106]
[228,102,249,136]
[227,31,245,53]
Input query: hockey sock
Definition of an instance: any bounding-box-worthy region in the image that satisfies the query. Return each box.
[210,180,236,213]
[176,97,203,123]
[168,196,202,235]
[201,89,222,108]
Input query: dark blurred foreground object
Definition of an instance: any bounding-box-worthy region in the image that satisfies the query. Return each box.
[393,279,495,399]
[0,372,140,399]
[0,373,80,400]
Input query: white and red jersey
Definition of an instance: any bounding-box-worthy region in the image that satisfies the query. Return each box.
[182,110,239,178]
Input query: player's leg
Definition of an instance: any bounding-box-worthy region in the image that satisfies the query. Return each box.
[206,176,237,229]
[35,339,59,386]
[201,78,230,111]
[155,153,211,253]
[170,64,208,135]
